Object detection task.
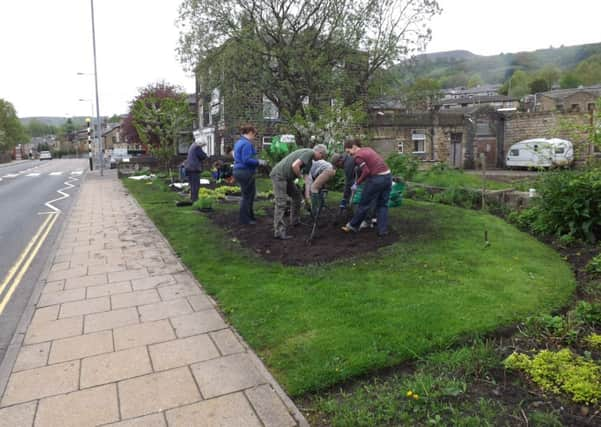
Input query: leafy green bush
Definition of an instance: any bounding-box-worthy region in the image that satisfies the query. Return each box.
[504,349,601,404]
[328,168,346,192]
[573,301,601,327]
[585,254,601,275]
[530,168,601,242]
[432,186,480,209]
[585,333,601,350]
[386,153,420,181]
[429,162,450,173]
[259,141,298,166]
[409,186,431,201]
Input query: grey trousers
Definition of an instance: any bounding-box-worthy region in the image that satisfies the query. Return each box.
[271,174,301,237]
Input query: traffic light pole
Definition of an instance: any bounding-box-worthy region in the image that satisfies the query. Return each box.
[86,118,93,171]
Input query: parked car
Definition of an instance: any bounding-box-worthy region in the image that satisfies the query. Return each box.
[506,138,573,169]
[110,149,130,169]
[39,151,52,160]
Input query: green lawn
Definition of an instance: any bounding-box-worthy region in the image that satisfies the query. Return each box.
[412,169,511,190]
[123,178,575,396]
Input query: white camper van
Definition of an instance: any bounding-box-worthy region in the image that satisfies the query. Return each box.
[506,138,573,169]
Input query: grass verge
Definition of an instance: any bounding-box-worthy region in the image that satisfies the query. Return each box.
[413,169,511,190]
[123,177,575,396]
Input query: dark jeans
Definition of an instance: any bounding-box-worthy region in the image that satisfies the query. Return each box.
[186,170,200,202]
[349,174,392,235]
[233,168,256,224]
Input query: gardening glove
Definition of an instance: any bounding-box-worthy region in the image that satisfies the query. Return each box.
[304,198,313,213]
[257,159,268,167]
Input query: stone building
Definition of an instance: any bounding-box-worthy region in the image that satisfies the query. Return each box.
[525,85,601,113]
[368,107,599,169]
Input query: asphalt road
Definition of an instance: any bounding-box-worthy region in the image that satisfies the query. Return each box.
[0,158,87,365]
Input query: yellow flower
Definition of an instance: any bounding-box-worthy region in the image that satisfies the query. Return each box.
[406,390,413,398]
[413,393,419,400]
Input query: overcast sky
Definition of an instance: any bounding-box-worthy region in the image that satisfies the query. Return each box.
[0,0,599,118]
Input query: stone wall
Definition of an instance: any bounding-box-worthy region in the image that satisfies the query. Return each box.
[503,111,594,162]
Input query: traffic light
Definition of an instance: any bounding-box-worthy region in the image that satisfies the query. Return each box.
[86,118,93,170]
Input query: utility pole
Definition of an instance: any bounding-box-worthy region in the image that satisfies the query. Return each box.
[90,0,103,176]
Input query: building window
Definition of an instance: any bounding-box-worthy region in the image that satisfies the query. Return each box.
[411,129,426,153]
[210,88,221,125]
[261,136,273,152]
[397,141,404,153]
[451,133,462,144]
[571,104,580,112]
[263,96,279,120]
[588,103,596,112]
[111,136,117,145]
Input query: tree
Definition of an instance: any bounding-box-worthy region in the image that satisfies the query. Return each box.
[26,119,57,137]
[529,78,549,94]
[126,82,193,170]
[0,99,27,152]
[467,74,483,88]
[288,98,367,150]
[573,54,601,86]
[404,78,441,110]
[506,70,531,98]
[560,72,582,89]
[177,0,441,143]
[537,65,560,90]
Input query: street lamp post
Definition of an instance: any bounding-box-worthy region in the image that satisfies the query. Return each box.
[90,0,103,175]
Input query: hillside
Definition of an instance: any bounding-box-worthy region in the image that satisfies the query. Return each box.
[20,117,88,127]
[402,42,601,87]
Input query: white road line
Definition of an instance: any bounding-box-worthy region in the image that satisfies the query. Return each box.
[44,176,79,213]
[70,170,83,175]
[26,173,41,177]
[2,174,18,178]
[49,172,63,176]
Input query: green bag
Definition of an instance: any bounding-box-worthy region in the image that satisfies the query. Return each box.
[352,181,405,207]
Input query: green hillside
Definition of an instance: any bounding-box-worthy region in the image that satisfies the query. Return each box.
[402,42,601,88]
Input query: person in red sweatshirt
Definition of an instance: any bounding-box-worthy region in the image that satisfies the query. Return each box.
[341,139,392,237]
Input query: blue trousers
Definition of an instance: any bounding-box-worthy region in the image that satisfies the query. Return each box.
[233,168,256,224]
[349,174,392,235]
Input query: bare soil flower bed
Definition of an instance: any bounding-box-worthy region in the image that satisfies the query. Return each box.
[207,206,432,265]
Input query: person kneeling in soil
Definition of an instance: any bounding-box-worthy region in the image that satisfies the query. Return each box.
[270,144,328,240]
[341,139,392,237]
[304,156,338,218]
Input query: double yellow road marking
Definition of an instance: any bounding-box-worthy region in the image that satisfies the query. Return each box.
[0,213,59,316]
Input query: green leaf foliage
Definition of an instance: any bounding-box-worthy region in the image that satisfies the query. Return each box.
[0,98,27,151]
[517,168,601,243]
[504,349,601,404]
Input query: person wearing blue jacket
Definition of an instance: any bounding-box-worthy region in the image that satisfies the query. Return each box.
[233,124,267,224]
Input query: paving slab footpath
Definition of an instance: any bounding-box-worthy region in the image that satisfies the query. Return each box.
[0,169,308,427]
